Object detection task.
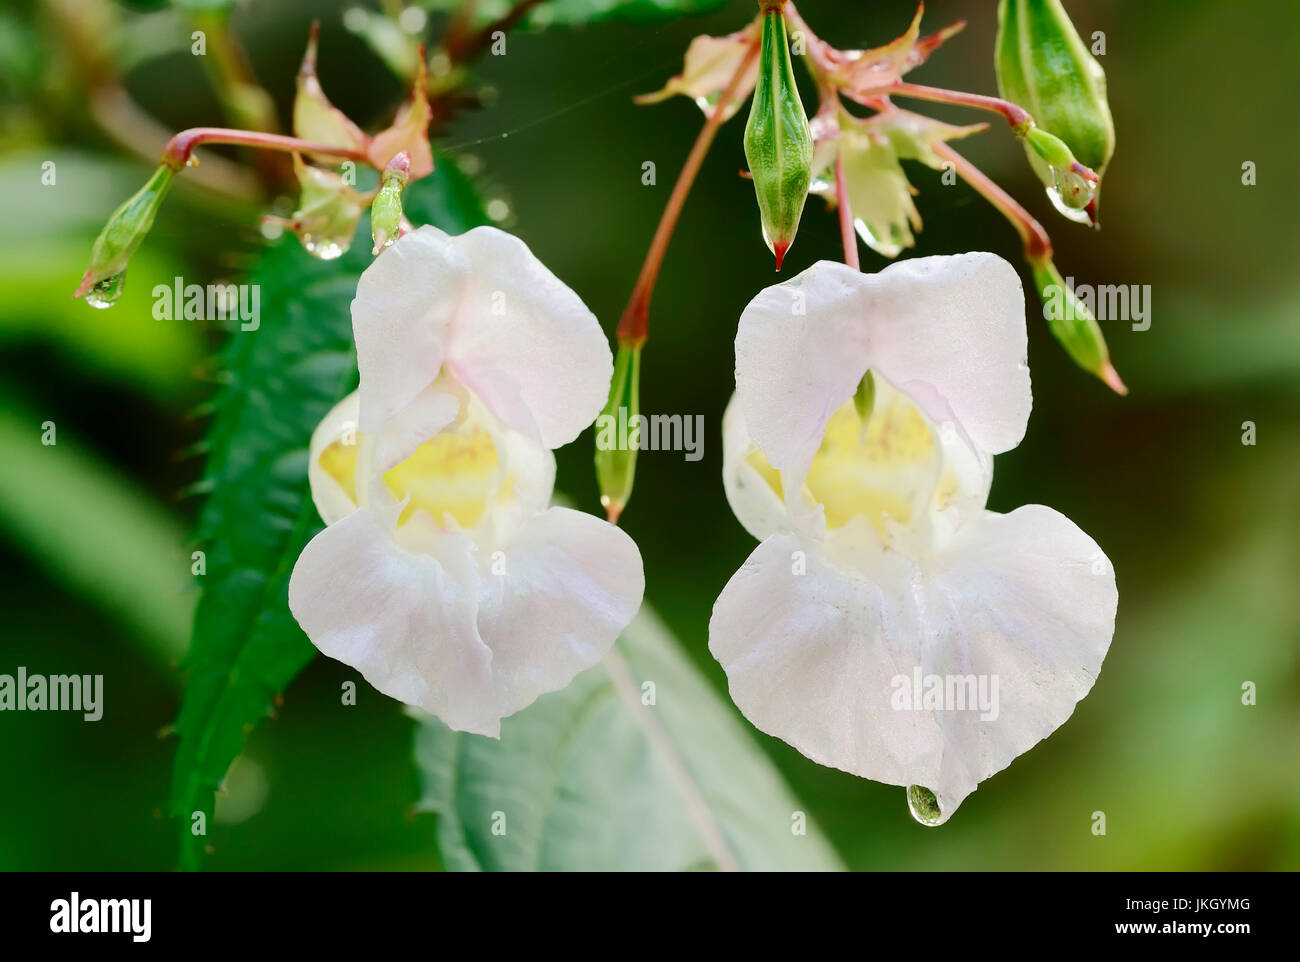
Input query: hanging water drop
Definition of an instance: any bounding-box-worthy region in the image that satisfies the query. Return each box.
[1046,165,1097,225]
[906,785,943,826]
[301,235,346,260]
[84,272,125,309]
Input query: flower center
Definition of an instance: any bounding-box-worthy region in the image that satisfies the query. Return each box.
[319,415,507,530]
[747,379,944,536]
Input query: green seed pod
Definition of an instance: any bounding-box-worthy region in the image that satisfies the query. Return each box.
[1032,258,1126,394]
[73,165,175,307]
[743,2,814,270]
[996,0,1115,223]
[594,344,642,524]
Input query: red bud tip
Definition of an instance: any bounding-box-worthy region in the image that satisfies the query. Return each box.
[773,240,790,271]
[605,501,623,526]
[72,270,96,299]
[1100,361,1128,396]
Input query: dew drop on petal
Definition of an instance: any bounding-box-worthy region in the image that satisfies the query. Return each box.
[906,784,943,827]
[85,272,125,309]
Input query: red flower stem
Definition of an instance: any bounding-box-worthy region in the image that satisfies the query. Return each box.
[834,151,859,271]
[160,127,370,172]
[878,83,1031,129]
[615,40,760,348]
[931,141,1053,265]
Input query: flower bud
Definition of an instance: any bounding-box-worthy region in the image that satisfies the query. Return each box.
[1032,258,1126,394]
[73,164,175,307]
[371,152,411,255]
[853,370,876,425]
[743,2,814,270]
[294,21,370,159]
[279,153,372,260]
[635,20,761,121]
[996,0,1115,224]
[594,344,641,524]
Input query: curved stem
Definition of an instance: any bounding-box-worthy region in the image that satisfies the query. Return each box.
[834,151,859,271]
[932,141,1052,264]
[160,127,370,172]
[877,83,1031,129]
[615,40,760,347]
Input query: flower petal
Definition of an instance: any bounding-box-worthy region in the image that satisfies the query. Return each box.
[308,389,361,525]
[710,532,941,789]
[710,504,1115,824]
[477,507,644,719]
[864,254,1031,457]
[735,261,871,480]
[735,254,1030,483]
[918,503,1116,821]
[443,227,613,448]
[287,506,501,736]
[721,394,791,541]
[351,226,463,440]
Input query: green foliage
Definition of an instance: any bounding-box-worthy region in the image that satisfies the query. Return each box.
[415,608,844,871]
[0,397,192,675]
[419,0,728,29]
[168,159,489,871]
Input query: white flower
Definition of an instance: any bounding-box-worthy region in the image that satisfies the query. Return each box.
[710,253,1117,824]
[288,225,645,737]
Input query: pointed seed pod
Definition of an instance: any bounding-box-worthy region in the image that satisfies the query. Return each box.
[743,1,814,269]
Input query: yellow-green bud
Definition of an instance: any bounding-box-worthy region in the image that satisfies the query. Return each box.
[73,165,174,308]
[371,151,410,255]
[594,344,641,524]
[1032,258,1126,394]
[996,0,1115,224]
[853,370,875,425]
[743,2,814,270]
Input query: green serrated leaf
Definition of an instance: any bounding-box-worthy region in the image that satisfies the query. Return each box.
[169,157,489,871]
[420,0,728,29]
[414,607,845,871]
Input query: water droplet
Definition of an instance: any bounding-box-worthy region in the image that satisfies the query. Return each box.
[854,218,904,259]
[906,785,943,826]
[84,272,125,309]
[1046,166,1097,225]
[301,235,346,260]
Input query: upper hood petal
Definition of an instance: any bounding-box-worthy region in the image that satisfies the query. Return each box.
[443,227,613,449]
[735,254,1031,484]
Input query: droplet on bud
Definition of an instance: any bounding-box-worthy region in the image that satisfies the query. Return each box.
[284,152,372,260]
[84,272,126,309]
[996,0,1114,223]
[1046,165,1098,225]
[73,165,174,302]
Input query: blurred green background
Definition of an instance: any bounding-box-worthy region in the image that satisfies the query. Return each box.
[1,0,1297,870]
